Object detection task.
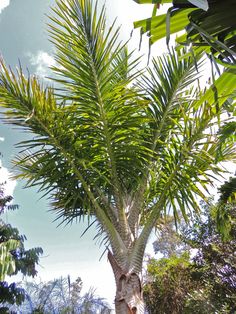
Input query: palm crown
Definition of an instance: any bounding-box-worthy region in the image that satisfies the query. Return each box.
[0,0,235,311]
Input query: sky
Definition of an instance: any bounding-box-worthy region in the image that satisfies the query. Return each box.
[0,0,158,308]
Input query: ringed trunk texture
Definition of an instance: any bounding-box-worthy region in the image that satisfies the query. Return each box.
[108,251,145,314]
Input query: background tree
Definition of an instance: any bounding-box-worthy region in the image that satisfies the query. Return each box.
[144,196,236,314]
[0,170,43,312]
[152,216,188,258]
[144,252,199,314]
[10,276,111,314]
[0,0,235,312]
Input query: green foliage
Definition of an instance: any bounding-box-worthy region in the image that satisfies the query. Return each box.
[144,200,236,313]
[147,251,191,276]
[0,282,25,309]
[152,216,187,257]
[0,182,43,310]
[184,203,236,313]
[212,176,236,240]
[0,185,18,214]
[144,252,199,314]
[216,121,236,163]
[0,221,43,280]
[218,176,236,204]
[0,237,20,281]
[133,0,236,67]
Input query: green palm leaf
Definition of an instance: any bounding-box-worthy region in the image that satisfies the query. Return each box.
[133,0,236,67]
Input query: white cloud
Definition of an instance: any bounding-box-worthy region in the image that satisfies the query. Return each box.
[27,51,55,79]
[0,137,5,142]
[0,0,10,14]
[0,160,17,196]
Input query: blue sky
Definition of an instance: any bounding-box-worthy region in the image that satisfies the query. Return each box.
[0,0,158,308]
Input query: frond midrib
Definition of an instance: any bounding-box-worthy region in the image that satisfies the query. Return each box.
[74,2,132,241]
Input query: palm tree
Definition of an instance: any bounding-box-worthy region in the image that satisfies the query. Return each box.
[16,276,111,313]
[0,0,235,312]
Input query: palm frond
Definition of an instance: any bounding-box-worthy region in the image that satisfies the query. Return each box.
[128,52,235,272]
[0,0,146,268]
[133,0,236,67]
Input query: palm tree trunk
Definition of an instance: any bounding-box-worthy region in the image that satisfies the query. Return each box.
[108,251,145,314]
[114,276,145,314]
